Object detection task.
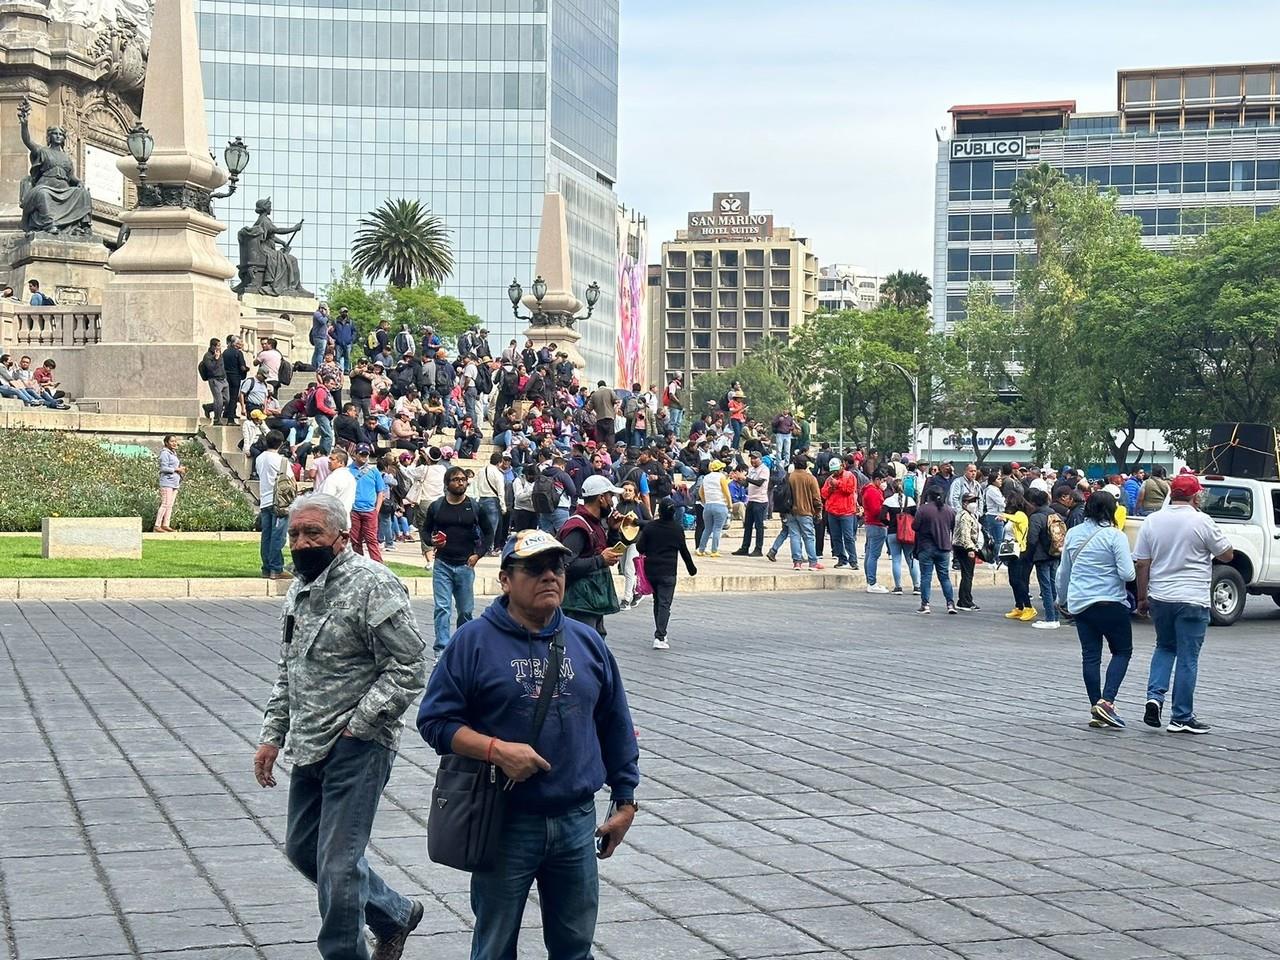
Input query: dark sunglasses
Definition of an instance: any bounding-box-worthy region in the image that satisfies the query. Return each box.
[508,556,566,577]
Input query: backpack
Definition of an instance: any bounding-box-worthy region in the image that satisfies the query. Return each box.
[895,511,915,545]
[532,473,559,514]
[273,459,298,517]
[903,473,917,499]
[771,475,794,515]
[366,329,379,350]
[1046,513,1068,557]
[277,358,294,386]
[198,356,212,382]
[305,386,323,417]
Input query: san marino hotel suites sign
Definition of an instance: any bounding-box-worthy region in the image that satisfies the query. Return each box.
[687,192,774,241]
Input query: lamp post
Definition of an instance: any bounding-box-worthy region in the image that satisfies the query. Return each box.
[125,121,154,188]
[211,136,251,200]
[126,127,250,206]
[507,276,600,329]
[880,360,919,460]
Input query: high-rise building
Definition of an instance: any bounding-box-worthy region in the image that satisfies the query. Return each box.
[655,191,817,391]
[936,61,1280,331]
[196,0,620,378]
[816,264,885,313]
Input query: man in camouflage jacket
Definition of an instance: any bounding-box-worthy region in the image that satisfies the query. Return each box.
[254,493,428,960]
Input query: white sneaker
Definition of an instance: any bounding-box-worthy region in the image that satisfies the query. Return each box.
[652,638,670,650]
[1032,621,1061,630]
[866,584,889,594]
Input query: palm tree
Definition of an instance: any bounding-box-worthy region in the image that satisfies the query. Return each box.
[351,199,454,289]
[1009,162,1065,254]
[880,270,931,309]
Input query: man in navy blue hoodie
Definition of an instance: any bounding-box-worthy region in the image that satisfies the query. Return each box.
[418,529,640,960]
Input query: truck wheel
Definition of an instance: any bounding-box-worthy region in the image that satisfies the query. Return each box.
[1210,566,1246,626]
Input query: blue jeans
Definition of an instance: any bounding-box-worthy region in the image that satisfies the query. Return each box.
[259,508,287,575]
[478,497,502,553]
[285,735,414,960]
[1146,600,1210,723]
[917,546,954,607]
[310,339,327,369]
[432,559,475,653]
[537,507,570,535]
[0,384,39,405]
[1035,558,1060,622]
[469,799,598,960]
[729,419,743,448]
[826,513,856,566]
[699,502,728,552]
[668,407,684,434]
[886,534,918,590]
[1075,601,1132,706]
[774,432,792,462]
[863,524,887,583]
[788,514,817,564]
[770,517,792,555]
[335,341,352,372]
[378,513,395,547]
[314,414,334,454]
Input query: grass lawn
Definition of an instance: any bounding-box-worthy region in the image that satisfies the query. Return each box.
[0,537,429,579]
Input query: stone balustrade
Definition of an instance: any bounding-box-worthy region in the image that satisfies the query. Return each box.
[12,308,102,346]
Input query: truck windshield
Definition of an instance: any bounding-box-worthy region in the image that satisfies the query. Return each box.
[1201,485,1253,521]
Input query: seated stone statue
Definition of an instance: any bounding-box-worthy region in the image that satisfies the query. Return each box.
[234,197,313,297]
[17,98,94,238]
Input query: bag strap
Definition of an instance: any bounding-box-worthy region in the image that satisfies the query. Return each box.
[1069,525,1107,566]
[530,630,563,746]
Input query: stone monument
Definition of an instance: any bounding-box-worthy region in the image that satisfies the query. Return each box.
[233,196,318,363]
[520,192,597,370]
[79,0,241,416]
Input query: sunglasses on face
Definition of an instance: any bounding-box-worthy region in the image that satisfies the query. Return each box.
[509,556,566,577]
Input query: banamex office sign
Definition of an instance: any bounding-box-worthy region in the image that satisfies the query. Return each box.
[950,137,1025,161]
[687,192,774,241]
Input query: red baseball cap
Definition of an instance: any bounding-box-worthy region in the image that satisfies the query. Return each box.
[1170,473,1202,497]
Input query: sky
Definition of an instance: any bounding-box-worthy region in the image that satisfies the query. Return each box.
[617,1,1280,276]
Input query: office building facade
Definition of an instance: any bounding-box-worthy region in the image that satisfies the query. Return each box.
[195,0,620,378]
[936,62,1280,330]
[817,264,885,313]
[656,192,817,390]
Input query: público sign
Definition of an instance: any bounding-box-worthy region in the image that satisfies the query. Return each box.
[950,137,1025,161]
[687,192,774,241]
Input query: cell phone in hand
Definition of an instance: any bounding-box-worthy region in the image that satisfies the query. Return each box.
[596,833,608,854]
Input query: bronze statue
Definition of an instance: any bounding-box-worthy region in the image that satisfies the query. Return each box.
[234,197,313,297]
[17,97,94,238]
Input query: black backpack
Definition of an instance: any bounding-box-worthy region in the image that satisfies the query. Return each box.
[771,475,794,515]
[532,473,559,514]
[277,358,294,386]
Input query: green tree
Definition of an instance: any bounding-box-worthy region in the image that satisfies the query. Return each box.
[387,282,479,342]
[1009,161,1066,254]
[350,198,454,289]
[691,360,792,427]
[325,264,391,346]
[879,270,931,309]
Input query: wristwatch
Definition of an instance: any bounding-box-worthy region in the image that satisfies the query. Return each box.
[611,799,639,814]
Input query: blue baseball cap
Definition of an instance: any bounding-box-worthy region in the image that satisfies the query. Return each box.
[499,529,571,568]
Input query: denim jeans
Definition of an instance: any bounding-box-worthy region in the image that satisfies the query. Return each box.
[821,513,851,566]
[469,799,598,960]
[285,735,414,960]
[477,497,502,553]
[770,517,792,556]
[259,508,288,575]
[667,407,684,435]
[886,534,918,590]
[0,383,39,405]
[432,559,475,652]
[378,513,396,547]
[1146,599,1210,723]
[699,502,728,552]
[1034,558,1060,622]
[917,546,955,607]
[774,432,792,462]
[335,342,352,373]
[729,419,743,448]
[537,507,570,535]
[1075,601,1132,706]
[314,414,334,454]
[788,514,817,564]
[863,523,887,584]
[310,339,327,369]
[739,501,766,552]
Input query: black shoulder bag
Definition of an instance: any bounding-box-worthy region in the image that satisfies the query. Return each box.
[427,631,563,872]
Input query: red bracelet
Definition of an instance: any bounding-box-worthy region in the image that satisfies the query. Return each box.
[486,737,496,764]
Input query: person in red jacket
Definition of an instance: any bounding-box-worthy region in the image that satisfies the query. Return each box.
[310,374,339,455]
[861,469,890,592]
[821,457,859,569]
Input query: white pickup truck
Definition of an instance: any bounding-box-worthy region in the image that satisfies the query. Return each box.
[1123,475,1280,626]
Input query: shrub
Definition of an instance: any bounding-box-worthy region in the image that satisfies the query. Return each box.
[0,428,256,532]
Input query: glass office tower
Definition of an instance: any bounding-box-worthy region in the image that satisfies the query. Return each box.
[196,0,619,378]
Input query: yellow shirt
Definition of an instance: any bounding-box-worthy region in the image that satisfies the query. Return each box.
[1000,510,1029,551]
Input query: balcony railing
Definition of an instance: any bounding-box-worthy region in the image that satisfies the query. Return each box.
[14,309,102,346]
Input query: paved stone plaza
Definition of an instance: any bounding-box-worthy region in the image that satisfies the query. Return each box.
[1,589,1279,960]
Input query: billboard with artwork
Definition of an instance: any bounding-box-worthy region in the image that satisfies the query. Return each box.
[616,207,647,387]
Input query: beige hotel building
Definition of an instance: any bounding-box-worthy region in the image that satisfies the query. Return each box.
[649,192,817,390]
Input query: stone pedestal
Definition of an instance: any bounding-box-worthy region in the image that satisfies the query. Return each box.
[521,193,588,372]
[5,235,109,305]
[524,325,586,370]
[239,292,318,362]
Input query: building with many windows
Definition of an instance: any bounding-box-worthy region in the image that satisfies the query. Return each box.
[195,0,621,378]
[936,61,1280,330]
[816,264,885,313]
[653,192,817,391]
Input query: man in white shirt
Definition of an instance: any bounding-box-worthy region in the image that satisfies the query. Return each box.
[319,448,357,513]
[732,450,771,556]
[254,432,290,579]
[1134,473,1234,735]
[476,451,508,555]
[255,337,283,386]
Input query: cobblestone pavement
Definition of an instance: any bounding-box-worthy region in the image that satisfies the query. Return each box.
[2,589,1279,960]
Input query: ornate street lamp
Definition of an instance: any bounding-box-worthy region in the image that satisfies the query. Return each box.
[211,136,251,199]
[125,121,154,185]
[508,276,600,329]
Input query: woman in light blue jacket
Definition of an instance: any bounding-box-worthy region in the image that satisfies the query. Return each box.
[1057,491,1135,729]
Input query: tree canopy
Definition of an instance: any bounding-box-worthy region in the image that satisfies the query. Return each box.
[350,198,455,289]
[324,265,479,350]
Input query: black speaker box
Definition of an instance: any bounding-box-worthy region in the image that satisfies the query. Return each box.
[1205,422,1279,479]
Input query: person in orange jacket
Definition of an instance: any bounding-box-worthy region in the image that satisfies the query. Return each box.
[821,456,860,569]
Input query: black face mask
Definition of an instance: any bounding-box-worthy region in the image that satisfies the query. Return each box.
[291,537,342,582]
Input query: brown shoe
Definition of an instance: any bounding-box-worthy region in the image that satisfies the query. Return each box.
[372,900,424,960]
